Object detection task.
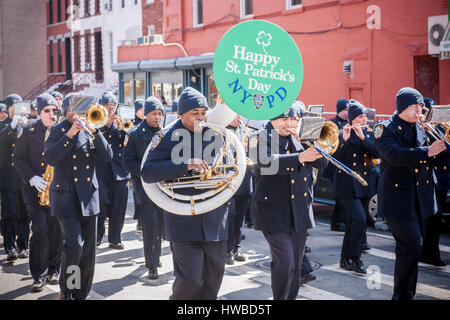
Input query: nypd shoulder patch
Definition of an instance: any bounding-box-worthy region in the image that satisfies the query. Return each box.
[373,124,384,139]
[150,133,162,151]
[124,134,129,147]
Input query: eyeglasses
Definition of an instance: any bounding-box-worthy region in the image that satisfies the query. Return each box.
[42,108,58,113]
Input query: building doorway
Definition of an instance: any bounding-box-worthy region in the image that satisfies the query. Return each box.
[414,55,439,103]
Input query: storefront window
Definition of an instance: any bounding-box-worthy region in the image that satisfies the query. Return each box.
[135,80,145,100]
[150,71,183,108]
[121,72,146,104]
[123,80,133,105]
[207,74,218,107]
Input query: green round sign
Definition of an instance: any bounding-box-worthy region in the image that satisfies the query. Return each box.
[213,20,303,120]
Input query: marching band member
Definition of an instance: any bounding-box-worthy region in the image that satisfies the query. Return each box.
[96,92,131,250]
[333,100,379,274]
[123,96,165,279]
[225,114,253,265]
[419,97,448,267]
[250,105,327,300]
[50,91,64,111]
[0,103,8,122]
[323,98,349,232]
[374,87,447,300]
[44,94,113,300]
[131,99,146,231]
[0,94,30,262]
[141,87,229,300]
[13,93,63,292]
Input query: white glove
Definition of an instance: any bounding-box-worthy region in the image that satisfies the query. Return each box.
[29,176,48,193]
[10,115,20,129]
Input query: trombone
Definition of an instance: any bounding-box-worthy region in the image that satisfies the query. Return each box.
[289,119,368,186]
[417,106,450,143]
[76,104,108,138]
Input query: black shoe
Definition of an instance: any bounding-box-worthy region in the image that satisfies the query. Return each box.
[226,252,235,265]
[136,221,142,232]
[47,273,59,285]
[233,249,246,262]
[362,243,371,252]
[96,238,103,247]
[331,224,345,232]
[109,243,124,250]
[305,246,311,253]
[59,292,72,300]
[240,233,246,241]
[148,269,158,279]
[31,279,46,292]
[6,249,18,262]
[18,249,29,259]
[340,257,352,270]
[300,273,317,285]
[350,259,367,275]
[420,256,448,267]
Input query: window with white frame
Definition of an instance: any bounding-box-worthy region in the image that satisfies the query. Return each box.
[240,0,253,18]
[193,0,203,27]
[286,0,302,10]
[146,0,154,4]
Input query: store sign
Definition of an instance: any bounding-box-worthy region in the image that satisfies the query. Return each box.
[213,20,303,120]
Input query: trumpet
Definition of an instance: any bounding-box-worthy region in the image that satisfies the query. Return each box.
[75,104,108,138]
[115,117,135,132]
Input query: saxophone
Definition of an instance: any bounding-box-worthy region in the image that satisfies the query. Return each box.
[38,165,54,207]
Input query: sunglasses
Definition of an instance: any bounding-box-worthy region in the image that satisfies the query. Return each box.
[42,108,58,113]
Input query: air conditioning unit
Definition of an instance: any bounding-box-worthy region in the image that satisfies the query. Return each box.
[428,15,449,55]
[148,34,163,45]
[85,63,91,70]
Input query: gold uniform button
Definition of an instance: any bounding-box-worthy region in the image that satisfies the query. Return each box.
[304,193,307,197]
[11,153,13,157]
[86,165,90,169]
[304,177,307,181]
[73,166,77,170]
[109,135,112,138]
[353,162,357,166]
[142,128,146,132]
[119,135,122,138]
[119,153,122,157]
[426,167,429,171]
[291,194,295,199]
[109,144,112,147]
[119,144,122,147]
[74,178,78,182]
[415,169,419,173]
[87,177,91,182]
[86,153,89,157]
[73,155,76,159]
[56,185,60,188]
[423,160,427,164]
[42,152,45,156]
[286,151,290,154]
[11,163,14,166]
[426,180,429,184]
[353,153,357,157]
[435,166,438,170]
[417,182,419,186]
[398,126,402,130]
[395,184,399,187]
[444,166,447,170]
[41,162,45,167]
[12,144,15,147]
[364,172,367,175]
[291,179,295,184]
[264,197,268,200]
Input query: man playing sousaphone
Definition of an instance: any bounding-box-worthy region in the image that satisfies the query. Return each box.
[141,87,230,300]
[13,93,63,292]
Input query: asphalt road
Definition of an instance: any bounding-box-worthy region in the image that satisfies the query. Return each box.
[1,196,449,300]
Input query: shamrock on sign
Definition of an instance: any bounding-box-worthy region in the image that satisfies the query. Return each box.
[256,31,272,54]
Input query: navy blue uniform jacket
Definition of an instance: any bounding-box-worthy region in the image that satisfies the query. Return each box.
[374,113,440,221]
[13,119,51,206]
[250,122,328,232]
[0,117,23,192]
[140,119,228,242]
[44,120,113,217]
[333,127,379,198]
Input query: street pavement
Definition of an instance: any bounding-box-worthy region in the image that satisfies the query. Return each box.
[1,192,449,300]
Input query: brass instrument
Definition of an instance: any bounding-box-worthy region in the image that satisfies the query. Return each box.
[115,117,135,132]
[315,121,339,155]
[38,165,54,207]
[418,106,450,143]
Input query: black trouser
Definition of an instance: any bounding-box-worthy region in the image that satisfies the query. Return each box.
[262,230,307,300]
[385,218,425,300]
[27,203,62,282]
[421,190,447,261]
[141,201,164,270]
[340,197,368,260]
[58,215,97,300]
[97,179,128,244]
[1,190,30,253]
[227,195,251,253]
[170,240,227,300]
[331,197,347,227]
